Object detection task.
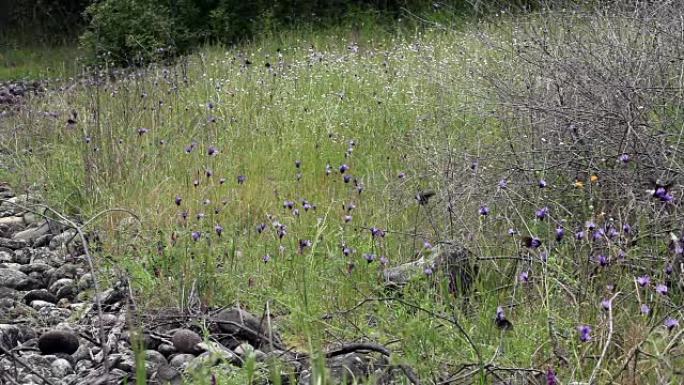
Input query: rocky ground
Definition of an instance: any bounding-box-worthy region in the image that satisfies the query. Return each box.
[0,183,420,384]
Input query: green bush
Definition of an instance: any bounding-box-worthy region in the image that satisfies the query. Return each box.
[80,0,192,66]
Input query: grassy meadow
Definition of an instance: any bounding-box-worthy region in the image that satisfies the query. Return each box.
[2,9,683,385]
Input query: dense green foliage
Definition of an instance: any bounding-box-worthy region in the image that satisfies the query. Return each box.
[79,0,437,65]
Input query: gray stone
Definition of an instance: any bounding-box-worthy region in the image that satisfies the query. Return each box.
[49,278,75,294]
[77,273,94,290]
[145,349,168,373]
[38,330,80,355]
[24,289,58,304]
[171,329,202,354]
[0,324,21,350]
[49,264,78,284]
[156,365,182,385]
[33,233,52,247]
[31,300,56,310]
[75,359,93,371]
[12,248,30,264]
[0,216,23,226]
[0,267,28,289]
[51,357,73,376]
[31,247,62,266]
[56,283,78,300]
[216,307,272,346]
[19,262,50,274]
[49,229,78,250]
[187,341,240,371]
[0,237,28,249]
[157,343,176,357]
[0,250,12,263]
[13,221,51,243]
[169,353,195,369]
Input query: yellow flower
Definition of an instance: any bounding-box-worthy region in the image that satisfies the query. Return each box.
[574,180,585,188]
[590,175,599,183]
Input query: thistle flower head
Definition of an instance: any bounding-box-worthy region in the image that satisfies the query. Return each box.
[637,275,650,287]
[535,206,549,220]
[656,283,668,295]
[665,318,679,330]
[577,325,592,342]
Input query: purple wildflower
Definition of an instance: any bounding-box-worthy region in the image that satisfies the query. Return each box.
[508,228,517,236]
[529,237,542,249]
[575,230,586,240]
[370,227,386,238]
[180,211,189,220]
[479,205,490,216]
[546,368,558,385]
[363,253,375,263]
[215,224,223,237]
[219,178,226,184]
[666,264,673,275]
[535,206,549,220]
[656,283,668,295]
[339,164,349,173]
[299,239,312,250]
[577,325,592,342]
[601,299,611,311]
[538,179,547,188]
[640,304,650,315]
[423,241,433,249]
[423,266,433,276]
[196,212,205,220]
[618,153,630,163]
[498,178,508,189]
[175,196,182,206]
[379,255,389,265]
[295,160,301,168]
[622,223,631,234]
[496,306,506,321]
[262,254,271,263]
[237,175,246,184]
[343,247,353,256]
[592,228,605,241]
[555,226,565,241]
[586,221,597,230]
[207,146,219,156]
[519,271,529,283]
[256,223,266,234]
[665,318,679,330]
[343,215,352,223]
[343,175,352,183]
[346,203,356,212]
[398,172,406,179]
[191,231,201,241]
[205,169,213,178]
[137,128,149,136]
[283,200,295,210]
[597,254,608,267]
[637,275,650,287]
